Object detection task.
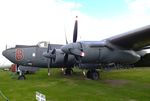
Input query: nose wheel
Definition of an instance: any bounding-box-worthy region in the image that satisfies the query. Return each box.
[86,70,99,80]
[18,71,26,80]
[18,74,26,80]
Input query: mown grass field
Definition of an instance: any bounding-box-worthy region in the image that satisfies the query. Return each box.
[0,67,150,101]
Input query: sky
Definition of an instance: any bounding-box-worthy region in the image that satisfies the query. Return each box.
[0,0,150,65]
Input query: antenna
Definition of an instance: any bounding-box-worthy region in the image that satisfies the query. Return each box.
[5,44,7,50]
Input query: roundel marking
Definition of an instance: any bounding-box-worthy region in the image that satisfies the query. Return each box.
[15,48,24,61]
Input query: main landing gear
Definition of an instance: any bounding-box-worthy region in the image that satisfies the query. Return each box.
[64,68,73,75]
[86,69,99,80]
[64,68,99,80]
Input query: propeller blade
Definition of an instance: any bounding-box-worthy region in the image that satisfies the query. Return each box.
[47,43,52,52]
[48,59,51,76]
[47,44,50,53]
[73,16,78,43]
[65,37,68,44]
[64,54,68,66]
[64,28,68,44]
[51,48,56,54]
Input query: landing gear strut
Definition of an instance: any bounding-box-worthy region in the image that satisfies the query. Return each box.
[17,67,26,80]
[64,68,73,75]
[86,69,99,80]
[18,73,26,80]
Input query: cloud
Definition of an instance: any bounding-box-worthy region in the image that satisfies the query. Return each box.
[126,0,150,14]
[0,0,83,44]
[57,0,83,10]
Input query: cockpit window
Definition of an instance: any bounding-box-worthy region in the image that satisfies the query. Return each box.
[37,41,49,48]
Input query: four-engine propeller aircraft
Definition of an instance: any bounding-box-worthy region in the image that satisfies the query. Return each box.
[2,16,150,80]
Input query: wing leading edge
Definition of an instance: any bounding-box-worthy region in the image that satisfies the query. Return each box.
[107,25,150,50]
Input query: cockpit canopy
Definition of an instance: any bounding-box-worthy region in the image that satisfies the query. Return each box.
[37,41,49,48]
[37,41,63,49]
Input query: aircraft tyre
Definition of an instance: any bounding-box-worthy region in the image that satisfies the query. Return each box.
[18,75,26,80]
[65,68,73,75]
[91,71,99,80]
[86,70,92,79]
[86,70,99,80]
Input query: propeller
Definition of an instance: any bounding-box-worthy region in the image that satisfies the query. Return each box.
[63,16,79,65]
[62,16,85,65]
[43,43,56,76]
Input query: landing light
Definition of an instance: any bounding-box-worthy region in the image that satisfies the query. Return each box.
[81,52,85,57]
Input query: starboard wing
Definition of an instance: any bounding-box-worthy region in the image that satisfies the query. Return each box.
[107,25,150,50]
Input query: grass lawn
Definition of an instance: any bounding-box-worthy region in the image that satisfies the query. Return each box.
[0,67,150,101]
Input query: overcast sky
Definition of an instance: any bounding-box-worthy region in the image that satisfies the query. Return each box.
[0,0,150,65]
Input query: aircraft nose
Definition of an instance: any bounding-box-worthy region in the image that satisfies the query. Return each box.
[2,49,13,59]
[2,50,7,57]
[2,49,16,63]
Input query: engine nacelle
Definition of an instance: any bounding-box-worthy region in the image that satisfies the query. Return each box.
[54,50,75,67]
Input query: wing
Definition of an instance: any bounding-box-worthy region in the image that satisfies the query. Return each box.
[107,25,150,50]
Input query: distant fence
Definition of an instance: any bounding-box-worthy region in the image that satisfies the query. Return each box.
[0,90,9,101]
